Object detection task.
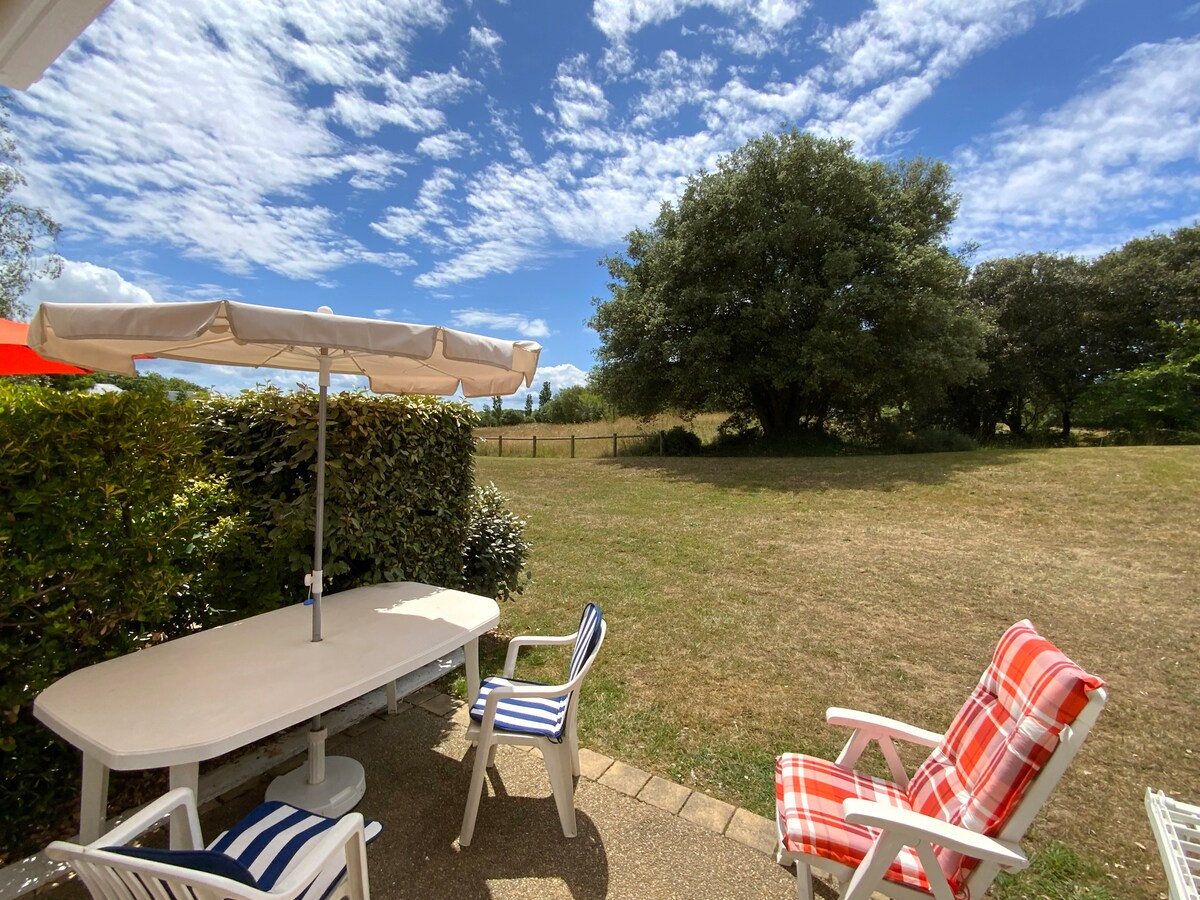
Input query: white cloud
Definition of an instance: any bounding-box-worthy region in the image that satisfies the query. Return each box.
[592,0,807,45]
[953,36,1200,258]
[23,259,157,308]
[12,0,463,282]
[469,26,504,51]
[532,363,589,391]
[450,309,551,338]
[415,130,472,159]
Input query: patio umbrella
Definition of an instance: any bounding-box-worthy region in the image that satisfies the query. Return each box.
[0,317,91,374]
[29,298,541,818]
[28,299,541,642]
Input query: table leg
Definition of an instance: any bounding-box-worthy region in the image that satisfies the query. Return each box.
[168,763,200,849]
[465,637,481,703]
[79,755,110,844]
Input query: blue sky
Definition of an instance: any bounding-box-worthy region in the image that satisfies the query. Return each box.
[9,0,1200,403]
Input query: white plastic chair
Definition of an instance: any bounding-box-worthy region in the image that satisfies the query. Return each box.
[459,602,606,847]
[47,787,375,900]
[776,620,1106,900]
[1146,787,1200,899]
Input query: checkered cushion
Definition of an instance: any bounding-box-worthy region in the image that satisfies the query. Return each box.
[777,620,1103,895]
[907,620,1103,886]
[207,801,382,900]
[776,755,937,892]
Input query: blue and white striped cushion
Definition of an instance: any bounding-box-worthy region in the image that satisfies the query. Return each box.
[469,676,570,739]
[207,802,381,900]
[568,603,603,682]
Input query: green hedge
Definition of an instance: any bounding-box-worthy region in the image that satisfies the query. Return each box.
[191,389,480,624]
[0,385,219,857]
[0,385,528,863]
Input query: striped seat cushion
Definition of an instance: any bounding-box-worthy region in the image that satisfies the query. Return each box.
[469,676,569,739]
[207,801,382,900]
[776,754,936,893]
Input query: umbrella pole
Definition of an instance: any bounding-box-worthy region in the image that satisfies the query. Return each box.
[311,352,331,643]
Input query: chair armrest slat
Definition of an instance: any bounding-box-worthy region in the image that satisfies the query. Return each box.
[842,799,1028,870]
[503,633,578,678]
[826,708,943,747]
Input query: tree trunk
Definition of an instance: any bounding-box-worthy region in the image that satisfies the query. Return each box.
[1061,405,1072,441]
[748,384,804,440]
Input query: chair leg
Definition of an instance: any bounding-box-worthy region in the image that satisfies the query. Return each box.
[543,743,578,838]
[794,861,814,900]
[459,737,492,847]
[568,727,580,777]
[486,744,498,768]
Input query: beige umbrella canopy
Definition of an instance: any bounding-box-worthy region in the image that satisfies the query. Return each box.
[28,299,541,398]
[28,299,542,640]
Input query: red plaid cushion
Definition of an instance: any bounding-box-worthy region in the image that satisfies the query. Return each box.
[907,620,1105,886]
[776,754,936,893]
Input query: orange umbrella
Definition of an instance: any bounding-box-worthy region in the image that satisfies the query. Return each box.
[0,317,91,375]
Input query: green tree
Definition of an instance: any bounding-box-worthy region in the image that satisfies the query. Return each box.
[538,385,607,424]
[589,130,982,440]
[1091,225,1200,370]
[538,381,552,407]
[524,392,533,416]
[1,105,61,319]
[1082,319,1200,433]
[969,254,1097,440]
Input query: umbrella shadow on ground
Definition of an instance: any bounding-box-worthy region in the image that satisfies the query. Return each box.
[601,448,1023,494]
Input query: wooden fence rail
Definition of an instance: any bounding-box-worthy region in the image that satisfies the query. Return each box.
[474,431,666,458]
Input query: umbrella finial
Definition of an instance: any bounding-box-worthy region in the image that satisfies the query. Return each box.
[317,305,333,315]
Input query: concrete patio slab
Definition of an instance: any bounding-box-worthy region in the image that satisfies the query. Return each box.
[29,697,802,899]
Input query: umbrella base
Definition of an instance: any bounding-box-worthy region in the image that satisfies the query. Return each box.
[266,755,366,818]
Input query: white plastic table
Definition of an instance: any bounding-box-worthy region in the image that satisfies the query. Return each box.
[34,581,499,847]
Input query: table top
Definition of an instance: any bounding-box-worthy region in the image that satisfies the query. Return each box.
[34,582,499,770]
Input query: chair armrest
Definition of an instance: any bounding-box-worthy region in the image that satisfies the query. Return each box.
[269,814,368,900]
[827,708,943,747]
[828,708,942,788]
[86,787,204,851]
[842,799,1028,871]
[503,633,577,678]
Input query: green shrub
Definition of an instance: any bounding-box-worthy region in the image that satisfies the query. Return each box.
[895,426,977,454]
[661,425,703,456]
[461,483,531,601]
[0,385,224,859]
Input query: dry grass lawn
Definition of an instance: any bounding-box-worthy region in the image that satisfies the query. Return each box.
[473,413,728,457]
[469,446,1200,899]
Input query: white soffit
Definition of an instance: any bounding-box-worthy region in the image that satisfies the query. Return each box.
[0,0,111,90]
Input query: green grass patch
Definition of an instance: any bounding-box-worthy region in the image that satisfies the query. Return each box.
[469,447,1199,899]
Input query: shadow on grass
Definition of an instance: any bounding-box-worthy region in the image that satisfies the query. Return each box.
[600,447,1026,494]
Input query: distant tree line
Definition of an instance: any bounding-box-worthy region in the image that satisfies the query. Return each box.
[475,383,610,427]
[590,129,1199,446]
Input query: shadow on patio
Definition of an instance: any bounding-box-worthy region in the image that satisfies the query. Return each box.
[36,696,801,899]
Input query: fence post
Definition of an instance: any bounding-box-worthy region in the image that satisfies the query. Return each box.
[659,430,665,456]
[498,435,503,457]
[570,435,575,459]
[532,435,537,458]
[612,432,618,457]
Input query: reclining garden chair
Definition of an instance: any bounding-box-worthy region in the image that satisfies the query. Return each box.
[776,619,1106,900]
[47,787,379,900]
[459,602,606,847]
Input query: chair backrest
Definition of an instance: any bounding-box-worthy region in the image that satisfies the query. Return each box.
[46,842,266,900]
[906,620,1105,889]
[568,602,604,683]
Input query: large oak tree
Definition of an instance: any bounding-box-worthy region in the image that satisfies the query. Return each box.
[589,130,982,440]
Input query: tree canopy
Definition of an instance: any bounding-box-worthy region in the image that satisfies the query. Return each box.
[589,129,982,439]
[1,105,61,320]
